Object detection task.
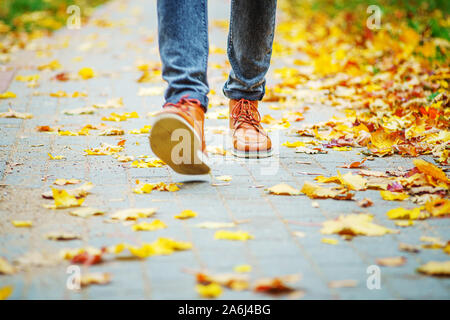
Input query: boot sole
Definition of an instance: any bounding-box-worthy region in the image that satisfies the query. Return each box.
[149,113,210,175]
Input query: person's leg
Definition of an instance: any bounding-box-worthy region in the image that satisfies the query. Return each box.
[223,0,277,101]
[157,0,209,110]
[225,0,277,159]
[150,0,210,175]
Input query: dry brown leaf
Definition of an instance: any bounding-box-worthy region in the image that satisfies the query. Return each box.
[376,256,406,267]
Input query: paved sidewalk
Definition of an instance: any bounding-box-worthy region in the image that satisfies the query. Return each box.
[0,0,449,299]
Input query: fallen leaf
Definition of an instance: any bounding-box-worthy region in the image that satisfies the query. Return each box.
[80,273,111,287]
[214,230,253,241]
[328,279,358,288]
[215,175,232,182]
[395,220,415,227]
[0,257,16,275]
[44,188,85,209]
[301,181,353,200]
[63,106,96,115]
[321,214,396,238]
[386,207,423,220]
[196,283,222,298]
[110,238,192,258]
[92,97,124,109]
[282,141,305,148]
[321,237,339,245]
[98,128,124,136]
[380,190,409,201]
[357,198,373,207]
[195,222,236,229]
[11,220,32,228]
[111,208,156,221]
[70,207,105,218]
[413,159,449,183]
[0,286,13,300]
[78,67,95,79]
[0,92,16,99]
[48,153,65,160]
[174,209,197,220]
[417,261,450,277]
[234,265,252,273]
[131,158,165,168]
[54,178,81,186]
[45,231,81,241]
[84,143,123,155]
[399,242,421,253]
[254,274,300,295]
[425,198,450,217]
[338,158,367,169]
[266,183,301,195]
[376,256,406,267]
[132,219,167,231]
[0,108,32,119]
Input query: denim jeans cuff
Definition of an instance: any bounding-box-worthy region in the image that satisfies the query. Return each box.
[165,92,209,112]
[222,87,265,102]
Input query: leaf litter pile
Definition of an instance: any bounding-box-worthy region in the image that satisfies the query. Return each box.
[0,0,449,299]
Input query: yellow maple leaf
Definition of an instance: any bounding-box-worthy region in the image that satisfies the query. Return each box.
[380,190,409,201]
[102,111,139,122]
[234,264,252,273]
[337,171,367,191]
[321,237,339,245]
[128,125,152,134]
[131,158,165,168]
[282,141,305,148]
[11,220,32,228]
[0,91,16,99]
[196,283,222,298]
[386,207,423,220]
[46,188,84,209]
[214,230,253,241]
[0,286,13,300]
[111,238,191,258]
[37,59,61,71]
[174,209,197,220]
[48,153,65,160]
[78,67,95,79]
[132,219,167,231]
[321,214,396,237]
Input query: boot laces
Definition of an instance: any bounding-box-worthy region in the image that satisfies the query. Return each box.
[231,99,263,132]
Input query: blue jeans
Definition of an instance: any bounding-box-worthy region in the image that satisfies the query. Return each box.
[157,0,277,111]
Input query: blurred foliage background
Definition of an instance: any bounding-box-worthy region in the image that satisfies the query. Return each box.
[285,0,449,40]
[0,0,109,33]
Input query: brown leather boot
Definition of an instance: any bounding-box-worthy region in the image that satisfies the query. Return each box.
[149,96,210,175]
[229,99,272,158]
